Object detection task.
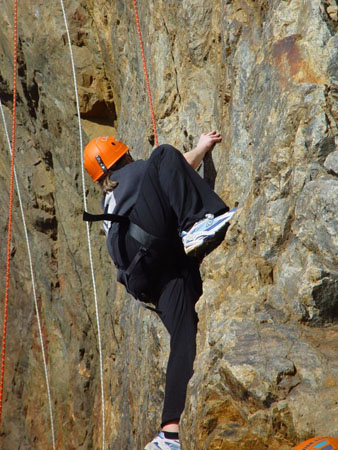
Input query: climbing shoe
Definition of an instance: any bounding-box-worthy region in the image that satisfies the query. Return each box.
[181,208,237,259]
[144,432,181,449]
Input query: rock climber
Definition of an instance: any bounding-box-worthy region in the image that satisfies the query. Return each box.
[83,131,237,450]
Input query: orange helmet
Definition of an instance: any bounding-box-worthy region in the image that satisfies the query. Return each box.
[294,437,338,450]
[84,136,130,182]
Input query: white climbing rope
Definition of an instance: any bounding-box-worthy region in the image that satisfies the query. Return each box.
[59,1,106,448]
[0,99,56,450]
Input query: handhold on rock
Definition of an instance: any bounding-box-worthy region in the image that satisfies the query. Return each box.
[324,150,338,176]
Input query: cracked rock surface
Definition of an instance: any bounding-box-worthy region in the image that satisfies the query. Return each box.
[0,0,337,449]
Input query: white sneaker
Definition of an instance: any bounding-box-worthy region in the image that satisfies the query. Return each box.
[181,208,237,259]
[144,431,181,449]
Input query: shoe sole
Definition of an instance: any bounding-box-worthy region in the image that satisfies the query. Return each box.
[182,209,236,239]
[186,223,229,260]
[144,442,180,450]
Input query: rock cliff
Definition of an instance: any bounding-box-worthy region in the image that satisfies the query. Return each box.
[0,0,337,449]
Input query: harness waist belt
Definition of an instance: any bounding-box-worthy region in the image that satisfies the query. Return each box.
[83,211,168,248]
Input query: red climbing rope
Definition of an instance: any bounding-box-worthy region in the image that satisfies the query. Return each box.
[0,0,18,425]
[132,0,159,147]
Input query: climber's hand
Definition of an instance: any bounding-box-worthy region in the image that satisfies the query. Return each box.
[196,130,222,153]
[184,130,222,169]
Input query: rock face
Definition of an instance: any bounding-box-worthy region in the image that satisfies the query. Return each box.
[0,0,337,449]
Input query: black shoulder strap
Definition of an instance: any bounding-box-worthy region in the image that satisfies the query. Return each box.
[83,211,168,248]
[83,211,129,224]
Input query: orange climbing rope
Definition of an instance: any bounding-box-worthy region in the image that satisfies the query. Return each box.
[132,0,159,147]
[0,0,18,425]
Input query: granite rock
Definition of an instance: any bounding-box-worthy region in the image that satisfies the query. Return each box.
[0,0,337,449]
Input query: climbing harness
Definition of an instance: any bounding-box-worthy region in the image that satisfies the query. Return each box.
[59,1,106,448]
[0,100,56,450]
[83,211,168,310]
[132,0,159,147]
[0,0,18,426]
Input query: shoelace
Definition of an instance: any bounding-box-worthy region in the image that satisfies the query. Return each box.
[204,213,214,224]
[180,213,214,237]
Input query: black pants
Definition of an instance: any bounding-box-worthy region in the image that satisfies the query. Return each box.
[128,145,227,425]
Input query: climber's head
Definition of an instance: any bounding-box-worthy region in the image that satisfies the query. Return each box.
[84,136,131,182]
[293,437,338,450]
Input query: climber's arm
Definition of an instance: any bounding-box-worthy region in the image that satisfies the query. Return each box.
[184,130,222,169]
